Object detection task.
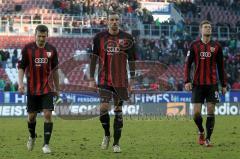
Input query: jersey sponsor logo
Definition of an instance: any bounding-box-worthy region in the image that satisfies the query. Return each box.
[104,38,133,55]
[200,52,211,59]
[34,58,48,64]
[107,47,120,53]
[104,40,121,55]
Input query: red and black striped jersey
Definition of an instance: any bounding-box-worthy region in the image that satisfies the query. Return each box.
[184,39,227,87]
[18,42,58,95]
[90,30,136,88]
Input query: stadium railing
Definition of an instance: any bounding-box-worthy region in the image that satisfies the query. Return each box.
[0,14,238,40]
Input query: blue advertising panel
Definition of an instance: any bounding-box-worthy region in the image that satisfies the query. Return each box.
[1,91,239,104]
[140,2,171,14]
[229,91,240,102]
[0,91,4,103]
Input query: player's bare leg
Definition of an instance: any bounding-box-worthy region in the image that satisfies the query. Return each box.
[27,112,37,151]
[100,103,111,149]
[42,109,53,153]
[205,102,215,147]
[193,103,205,145]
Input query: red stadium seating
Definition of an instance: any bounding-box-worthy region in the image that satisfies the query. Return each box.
[0,0,55,15]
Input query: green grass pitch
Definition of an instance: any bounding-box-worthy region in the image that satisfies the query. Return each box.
[0,116,239,159]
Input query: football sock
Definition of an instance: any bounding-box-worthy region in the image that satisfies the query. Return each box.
[44,122,53,145]
[193,113,204,133]
[28,121,36,138]
[206,114,215,140]
[113,111,123,146]
[100,112,110,136]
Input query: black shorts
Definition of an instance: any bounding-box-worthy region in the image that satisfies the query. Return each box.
[98,85,128,106]
[27,93,54,113]
[191,85,220,103]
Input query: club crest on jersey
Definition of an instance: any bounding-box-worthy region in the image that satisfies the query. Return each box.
[119,38,133,50]
[119,39,124,44]
[119,39,128,47]
[47,52,52,58]
[210,47,215,52]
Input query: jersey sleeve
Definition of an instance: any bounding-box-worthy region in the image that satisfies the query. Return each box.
[17,46,28,70]
[184,43,195,83]
[90,35,99,78]
[92,35,99,56]
[127,36,136,79]
[51,47,59,70]
[127,36,137,61]
[216,45,227,87]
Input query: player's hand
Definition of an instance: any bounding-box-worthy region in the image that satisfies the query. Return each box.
[126,79,135,104]
[18,83,25,94]
[89,81,96,88]
[222,87,227,95]
[185,82,192,91]
[52,91,60,97]
[89,77,96,89]
[128,79,135,94]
